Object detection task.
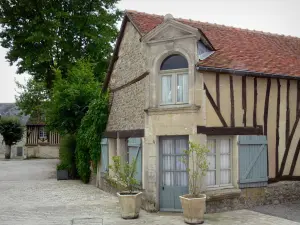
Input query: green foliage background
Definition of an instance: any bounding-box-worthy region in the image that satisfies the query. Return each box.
[0,117,24,146]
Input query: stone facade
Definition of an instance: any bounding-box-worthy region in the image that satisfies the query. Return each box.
[25,145,59,159]
[106,21,148,131]
[206,181,300,213]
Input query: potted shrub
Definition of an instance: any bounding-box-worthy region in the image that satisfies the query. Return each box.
[179,142,210,224]
[57,163,69,180]
[106,156,142,219]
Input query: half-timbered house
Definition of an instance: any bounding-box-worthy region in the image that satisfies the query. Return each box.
[25,117,60,158]
[98,10,300,212]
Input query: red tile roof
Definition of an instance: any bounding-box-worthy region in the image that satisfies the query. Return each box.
[126,10,300,78]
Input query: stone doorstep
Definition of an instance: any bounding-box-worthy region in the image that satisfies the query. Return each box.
[205,188,241,202]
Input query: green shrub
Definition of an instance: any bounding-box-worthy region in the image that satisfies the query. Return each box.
[105,156,140,193]
[59,135,77,178]
[57,163,68,170]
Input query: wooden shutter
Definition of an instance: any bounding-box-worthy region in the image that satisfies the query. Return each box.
[128,138,142,184]
[238,135,268,188]
[100,138,109,174]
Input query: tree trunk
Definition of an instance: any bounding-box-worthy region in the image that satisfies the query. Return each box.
[5,145,11,159]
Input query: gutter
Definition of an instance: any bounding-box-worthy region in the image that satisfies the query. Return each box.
[196,65,300,80]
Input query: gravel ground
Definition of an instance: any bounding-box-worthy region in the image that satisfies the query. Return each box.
[251,201,300,223]
[0,159,299,225]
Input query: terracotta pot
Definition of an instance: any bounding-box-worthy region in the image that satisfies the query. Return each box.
[180,194,206,224]
[117,192,142,219]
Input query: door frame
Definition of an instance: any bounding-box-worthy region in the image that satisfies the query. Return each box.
[158,135,189,211]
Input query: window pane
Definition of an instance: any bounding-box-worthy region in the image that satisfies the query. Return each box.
[207,139,216,154]
[161,75,172,104]
[162,139,174,154]
[220,154,230,169]
[175,138,188,154]
[163,156,175,170]
[177,74,188,103]
[175,172,188,186]
[163,172,174,186]
[160,54,188,70]
[220,139,230,154]
[220,170,231,184]
[206,171,216,186]
[207,155,216,170]
[175,156,186,171]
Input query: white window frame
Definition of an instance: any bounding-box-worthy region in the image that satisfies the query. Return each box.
[206,136,233,189]
[159,68,189,106]
[39,127,47,139]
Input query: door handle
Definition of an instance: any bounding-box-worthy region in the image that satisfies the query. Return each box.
[162,186,164,190]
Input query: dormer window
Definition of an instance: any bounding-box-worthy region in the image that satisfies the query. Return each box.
[159,54,189,105]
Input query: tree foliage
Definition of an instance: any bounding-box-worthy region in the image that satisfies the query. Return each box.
[0,116,24,146]
[0,0,121,87]
[15,78,49,119]
[45,60,99,135]
[76,92,109,183]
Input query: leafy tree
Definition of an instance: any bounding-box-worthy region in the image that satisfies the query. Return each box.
[45,60,99,135]
[0,117,24,159]
[15,78,49,120]
[0,0,121,88]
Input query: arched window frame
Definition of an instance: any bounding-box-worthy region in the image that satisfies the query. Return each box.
[159,54,189,105]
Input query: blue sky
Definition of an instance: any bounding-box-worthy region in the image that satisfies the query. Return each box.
[1,0,299,102]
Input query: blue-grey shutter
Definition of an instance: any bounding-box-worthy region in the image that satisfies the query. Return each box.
[238,135,268,188]
[128,138,142,184]
[101,138,109,174]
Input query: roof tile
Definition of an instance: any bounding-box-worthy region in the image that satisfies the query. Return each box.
[126,10,300,77]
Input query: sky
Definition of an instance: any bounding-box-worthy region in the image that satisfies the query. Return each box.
[0,0,299,103]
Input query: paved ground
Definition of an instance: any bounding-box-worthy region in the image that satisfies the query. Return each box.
[252,201,300,223]
[0,159,299,225]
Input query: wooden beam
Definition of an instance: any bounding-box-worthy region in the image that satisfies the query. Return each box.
[230,75,235,127]
[297,80,300,114]
[253,77,257,127]
[103,129,145,139]
[204,84,228,127]
[216,73,220,108]
[275,79,281,176]
[289,138,300,175]
[286,79,290,147]
[263,78,271,136]
[279,111,300,176]
[268,175,300,183]
[197,126,263,135]
[111,71,149,93]
[242,76,247,127]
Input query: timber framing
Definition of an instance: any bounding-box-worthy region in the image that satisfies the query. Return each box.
[204,84,228,127]
[269,175,300,183]
[197,126,263,135]
[103,129,145,139]
[111,71,149,92]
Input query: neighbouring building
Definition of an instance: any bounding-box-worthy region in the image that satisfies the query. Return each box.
[25,116,60,158]
[0,103,28,158]
[97,10,300,213]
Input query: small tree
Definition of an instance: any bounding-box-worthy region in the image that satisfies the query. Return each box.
[181,142,210,197]
[106,156,139,194]
[0,117,24,159]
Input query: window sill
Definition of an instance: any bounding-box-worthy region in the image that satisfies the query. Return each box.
[204,188,241,202]
[145,104,200,115]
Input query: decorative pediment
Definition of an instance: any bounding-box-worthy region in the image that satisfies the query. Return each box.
[142,18,201,44]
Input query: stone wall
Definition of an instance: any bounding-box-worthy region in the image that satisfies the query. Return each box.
[206,181,300,213]
[25,145,59,159]
[106,21,147,131]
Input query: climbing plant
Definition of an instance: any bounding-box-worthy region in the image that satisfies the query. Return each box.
[76,92,109,183]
